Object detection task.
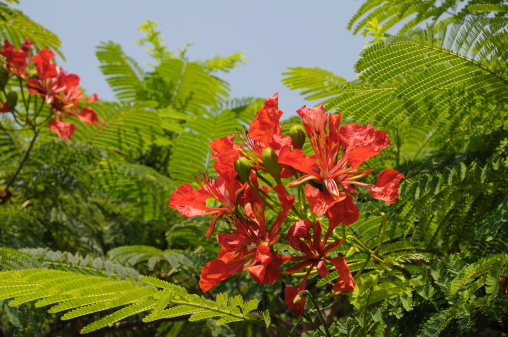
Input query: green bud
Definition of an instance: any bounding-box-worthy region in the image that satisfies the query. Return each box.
[6,91,17,109]
[28,70,39,80]
[234,157,252,182]
[289,124,306,148]
[0,71,8,90]
[262,148,282,177]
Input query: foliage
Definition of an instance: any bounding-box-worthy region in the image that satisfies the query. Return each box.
[0,1,62,57]
[1,1,508,336]
[348,0,508,36]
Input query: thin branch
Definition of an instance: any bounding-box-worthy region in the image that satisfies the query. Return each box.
[4,128,38,191]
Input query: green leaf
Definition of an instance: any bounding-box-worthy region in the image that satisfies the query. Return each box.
[96,42,144,101]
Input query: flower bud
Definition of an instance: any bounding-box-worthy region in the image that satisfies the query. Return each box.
[262,148,282,177]
[28,69,39,80]
[289,124,306,148]
[6,91,17,110]
[234,157,252,182]
[0,71,8,90]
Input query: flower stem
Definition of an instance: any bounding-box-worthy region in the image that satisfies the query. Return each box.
[301,311,323,333]
[289,315,304,334]
[4,128,39,191]
[247,180,278,213]
[355,255,371,277]
[373,212,386,254]
[300,290,331,337]
[257,172,273,187]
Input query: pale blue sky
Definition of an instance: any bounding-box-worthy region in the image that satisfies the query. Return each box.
[14,1,367,116]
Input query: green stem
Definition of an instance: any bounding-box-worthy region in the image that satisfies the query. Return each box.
[18,76,28,111]
[257,172,274,187]
[302,311,323,333]
[233,183,247,215]
[355,256,371,278]
[373,213,387,254]
[289,315,304,334]
[247,180,278,213]
[301,290,331,337]
[4,128,39,191]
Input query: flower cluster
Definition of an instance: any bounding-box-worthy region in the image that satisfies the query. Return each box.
[169,94,404,315]
[0,39,99,139]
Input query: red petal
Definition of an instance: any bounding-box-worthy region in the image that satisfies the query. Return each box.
[368,169,404,203]
[313,219,322,249]
[283,260,314,274]
[25,79,45,97]
[347,146,379,169]
[48,120,76,140]
[268,184,295,238]
[287,219,313,242]
[0,102,11,113]
[326,194,359,226]
[338,123,390,168]
[168,183,210,216]
[316,260,329,278]
[210,134,240,159]
[38,48,55,61]
[304,184,342,216]
[78,107,98,124]
[328,113,341,142]
[213,149,240,180]
[199,259,232,292]
[33,49,57,79]
[245,245,283,285]
[285,286,306,317]
[325,194,359,226]
[323,239,345,256]
[269,133,293,154]
[248,93,283,145]
[62,73,80,89]
[278,146,316,174]
[217,230,252,249]
[296,104,327,136]
[330,257,356,292]
[86,93,99,102]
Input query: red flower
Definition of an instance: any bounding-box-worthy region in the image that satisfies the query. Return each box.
[85,93,99,102]
[78,107,98,124]
[48,119,76,140]
[237,93,293,178]
[209,134,242,180]
[198,183,294,292]
[330,256,356,292]
[0,39,32,78]
[285,284,306,317]
[26,67,79,105]
[0,101,11,113]
[283,219,356,315]
[278,104,403,225]
[199,246,250,292]
[367,169,405,203]
[169,172,244,239]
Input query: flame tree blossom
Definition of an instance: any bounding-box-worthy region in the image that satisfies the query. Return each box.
[9,46,99,139]
[169,170,245,240]
[283,219,356,316]
[278,104,404,225]
[168,93,404,316]
[237,93,294,178]
[0,39,32,78]
[198,183,294,292]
